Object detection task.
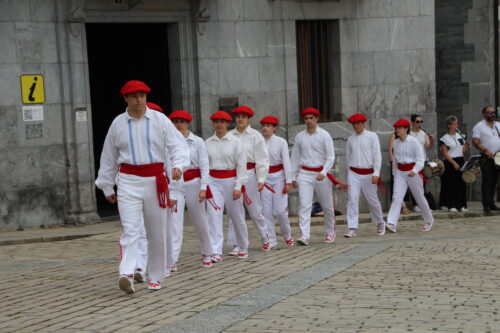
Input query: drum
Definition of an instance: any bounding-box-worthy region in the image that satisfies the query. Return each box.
[462,164,481,183]
[495,152,500,168]
[423,160,445,178]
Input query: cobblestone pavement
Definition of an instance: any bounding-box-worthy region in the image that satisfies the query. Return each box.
[1,213,500,333]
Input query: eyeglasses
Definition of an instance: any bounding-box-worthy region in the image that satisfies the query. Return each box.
[415,120,424,124]
[485,111,496,115]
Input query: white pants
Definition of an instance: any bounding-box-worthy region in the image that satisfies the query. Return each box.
[227,170,270,245]
[166,178,213,267]
[261,170,292,246]
[117,172,167,282]
[347,170,385,229]
[297,170,336,240]
[137,224,148,271]
[207,176,249,255]
[387,170,434,227]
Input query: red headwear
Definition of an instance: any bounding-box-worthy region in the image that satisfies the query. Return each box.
[231,105,254,117]
[348,113,368,123]
[393,119,411,128]
[146,102,163,113]
[120,80,151,95]
[259,115,279,125]
[169,110,193,122]
[301,107,320,117]
[210,111,233,122]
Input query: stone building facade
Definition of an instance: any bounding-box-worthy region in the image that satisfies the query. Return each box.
[0,0,439,230]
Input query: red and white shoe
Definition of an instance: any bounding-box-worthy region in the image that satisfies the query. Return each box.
[118,275,135,294]
[343,230,357,238]
[262,242,271,252]
[284,237,294,246]
[202,256,213,268]
[386,223,397,233]
[296,237,309,246]
[228,246,239,256]
[133,269,145,283]
[325,233,336,243]
[421,223,433,232]
[147,280,161,290]
[238,251,248,259]
[170,264,178,272]
[211,254,222,263]
[376,223,386,236]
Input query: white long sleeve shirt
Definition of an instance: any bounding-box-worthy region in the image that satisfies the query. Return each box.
[230,125,269,183]
[291,126,335,181]
[346,130,382,177]
[206,132,248,191]
[95,107,190,197]
[393,135,425,173]
[265,134,292,183]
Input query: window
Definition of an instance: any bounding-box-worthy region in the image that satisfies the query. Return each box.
[296,20,340,122]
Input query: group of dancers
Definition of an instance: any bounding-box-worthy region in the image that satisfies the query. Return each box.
[96,80,455,294]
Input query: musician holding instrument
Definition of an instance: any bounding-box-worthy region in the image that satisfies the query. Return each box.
[472,106,500,213]
[439,116,469,212]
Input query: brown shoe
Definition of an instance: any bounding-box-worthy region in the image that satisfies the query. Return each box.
[401,207,411,214]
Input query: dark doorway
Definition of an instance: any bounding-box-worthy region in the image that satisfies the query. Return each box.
[86,23,172,217]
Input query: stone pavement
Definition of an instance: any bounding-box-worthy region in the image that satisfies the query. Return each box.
[1,208,500,332]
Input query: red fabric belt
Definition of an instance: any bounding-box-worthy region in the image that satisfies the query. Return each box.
[269,164,284,173]
[247,162,256,170]
[209,169,237,178]
[301,166,323,172]
[349,167,374,175]
[120,163,170,208]
[183,168,201,182]
[397,163,415,171]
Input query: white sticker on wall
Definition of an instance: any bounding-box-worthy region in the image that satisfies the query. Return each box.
[76,111,87,122]
[22,105,44,122]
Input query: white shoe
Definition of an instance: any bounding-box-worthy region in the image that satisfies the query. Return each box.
[376,223,386,236]
[119,275,135,294]
[170,264,178,272]
[386,223,397,233]
[147,280,161,290]
[413,206,421,212]
[343,230,357,238]
[133,269,145,283]
[228,246,240,256]
[449,208,458,213]
[461,207,468,212]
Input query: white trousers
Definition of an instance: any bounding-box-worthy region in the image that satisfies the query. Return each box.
[117,172,167,282]
[166,178,214,267]
[387,170,434,227]
[207,176,249,255]
[297,170,336,240]
[137,224,148,271]
[261,170,292,246]
[347,170,385,229]
[227,170,270,245]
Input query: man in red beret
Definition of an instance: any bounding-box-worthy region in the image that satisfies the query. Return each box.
[95,81,189,293]
[386,119,434,233]
[205,111,250,261]
[165,110,215,270]
[291,107,336,245]
[226,105,271,254]
[259,116,294,248]
[344,113,385,238]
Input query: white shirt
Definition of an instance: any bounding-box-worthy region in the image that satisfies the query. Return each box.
[265,134,292,183]
[410,129,427,159]
[472,119,500,153]
[95,107,190,197]
[393,135,425,173]
[291,126,335,181]
[439,133,465,158]
[206,132,248,191]
[230,125,269,183]
[346,130,382,177]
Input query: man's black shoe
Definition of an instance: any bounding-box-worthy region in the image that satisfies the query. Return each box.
[484,206,491,213]
[489,205,500,211]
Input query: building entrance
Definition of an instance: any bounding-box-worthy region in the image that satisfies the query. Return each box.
[86,23,172,217]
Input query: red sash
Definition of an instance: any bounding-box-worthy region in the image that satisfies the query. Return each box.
[397,163,415,171]
[120,163,169,208]
[349,167,374,175]
[209,169,237,178]
[301,166,349,191]
[247,162,256,170]
[183,169,201,182]
[269,164,284,173]
[301,166,323,172]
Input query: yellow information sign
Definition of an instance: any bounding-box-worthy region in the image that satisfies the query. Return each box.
[21,74,45,104]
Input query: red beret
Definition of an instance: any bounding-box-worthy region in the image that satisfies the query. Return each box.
[301,107,320,117]
[210,111,233,122]
[393,119,411,128]
[348,113,368,123]
[146,102,163,113]
[120,80,151,95]
[169,110,193,122]
[259,115,279,125]
[231,105,254,117]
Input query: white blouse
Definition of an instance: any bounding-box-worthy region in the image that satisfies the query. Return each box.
[439,133,465,158]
